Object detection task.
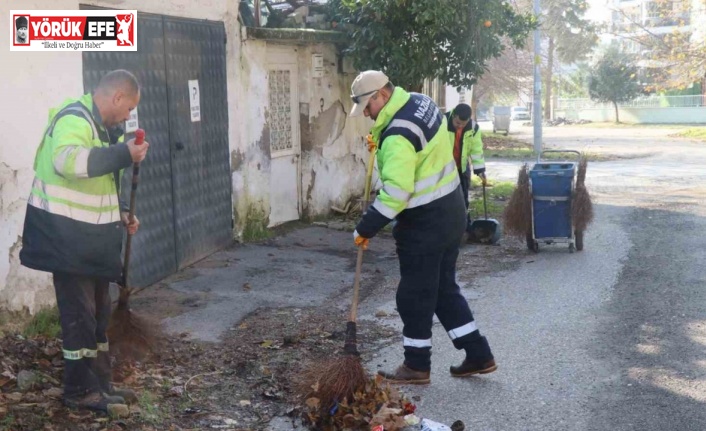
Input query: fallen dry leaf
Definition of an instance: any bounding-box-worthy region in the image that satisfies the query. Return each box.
[6,392,22,402]
[306,397,320,410]
[42,346,60,357]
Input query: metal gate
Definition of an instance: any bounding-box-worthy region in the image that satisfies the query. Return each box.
[82,8,232,287]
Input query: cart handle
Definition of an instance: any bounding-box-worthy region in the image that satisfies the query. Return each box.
[538,149,582,163]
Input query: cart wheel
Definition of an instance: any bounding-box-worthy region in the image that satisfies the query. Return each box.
[569,243,575,253]
[575,230,584,251]
[526,231,539,253]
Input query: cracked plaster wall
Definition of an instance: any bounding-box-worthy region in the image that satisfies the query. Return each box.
[231,42,372,230]
[296,45,371,219]
[230,39,272,233]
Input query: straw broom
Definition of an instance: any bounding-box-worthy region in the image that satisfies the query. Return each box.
[296,138,377,411]
[572,156,594,232]
[502,163,532,239]
[107,129,161,362]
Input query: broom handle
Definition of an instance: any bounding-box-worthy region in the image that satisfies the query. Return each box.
[483,181,488,220]
[349,143,377,323]
[122,129,145,288]
[350,247,365,322]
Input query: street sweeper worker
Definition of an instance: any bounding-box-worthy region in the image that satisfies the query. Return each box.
[19,69,149,412]
[445,103,486,239]
[349,70,497,384]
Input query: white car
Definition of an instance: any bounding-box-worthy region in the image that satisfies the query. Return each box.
[511,107,531,121]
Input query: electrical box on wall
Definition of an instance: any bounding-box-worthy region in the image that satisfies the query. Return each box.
[312,54,324,78]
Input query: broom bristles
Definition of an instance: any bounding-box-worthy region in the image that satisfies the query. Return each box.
[296,355,369,411]
[572,186,594,232]
[503,163,532,239]
[572,156,594,232]
[107,289,162,363]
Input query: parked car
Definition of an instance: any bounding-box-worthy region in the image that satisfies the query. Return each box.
[511,106,531,121]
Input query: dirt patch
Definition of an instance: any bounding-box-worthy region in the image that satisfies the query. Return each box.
[0,302,397,430]
[127,281,211,321]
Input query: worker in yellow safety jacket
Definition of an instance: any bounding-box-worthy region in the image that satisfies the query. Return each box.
[445,103,486,239]
[20,70,149,412]
[350,71,497,384]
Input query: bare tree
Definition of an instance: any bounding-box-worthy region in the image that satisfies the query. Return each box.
[609,0,706,92]
[470,46,534,116]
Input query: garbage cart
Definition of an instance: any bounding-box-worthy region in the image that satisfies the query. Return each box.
[526,150,582,253]
[492,106,511,135]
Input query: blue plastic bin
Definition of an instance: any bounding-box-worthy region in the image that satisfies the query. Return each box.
[529,162,576,239]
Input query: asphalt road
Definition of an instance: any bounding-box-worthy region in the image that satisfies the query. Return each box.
[166,122,706,431]
[367,124,706,430]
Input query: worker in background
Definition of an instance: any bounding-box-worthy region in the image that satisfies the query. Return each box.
[20,70,149,412]
[350,71,496,384]
[445,103,486,241]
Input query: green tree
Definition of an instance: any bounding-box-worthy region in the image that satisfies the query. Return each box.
[587,46,641,123]
[540,0,598,118]
[329,0,535,91]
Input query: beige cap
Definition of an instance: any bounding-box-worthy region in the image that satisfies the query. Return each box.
[349,70,389,117]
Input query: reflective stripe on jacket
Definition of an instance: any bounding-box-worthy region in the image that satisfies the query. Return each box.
[20,94,132,280]
[445,109,485,174]
[356,88,466,253]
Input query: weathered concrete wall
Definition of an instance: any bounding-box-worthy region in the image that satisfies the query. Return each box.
[229,39,272,232]
[230,41,371,229]
[1,0,84,313]
[297,44,369,219]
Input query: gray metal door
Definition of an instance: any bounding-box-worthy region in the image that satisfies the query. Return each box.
[82,9,231,287]
[164,17,232,268]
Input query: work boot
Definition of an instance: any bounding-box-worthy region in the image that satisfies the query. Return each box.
[377,364,430,385]
[449,358,497,377]
[63,391,125,412]
[105,385,138,404]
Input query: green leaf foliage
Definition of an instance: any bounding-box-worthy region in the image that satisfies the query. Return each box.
[329,0,535,89]
[588,46,641,105]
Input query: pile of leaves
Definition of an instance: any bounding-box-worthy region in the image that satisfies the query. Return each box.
[546,117,592,127]
[302,375,418,431]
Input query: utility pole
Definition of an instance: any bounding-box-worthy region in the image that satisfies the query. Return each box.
[533,0,542,156]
